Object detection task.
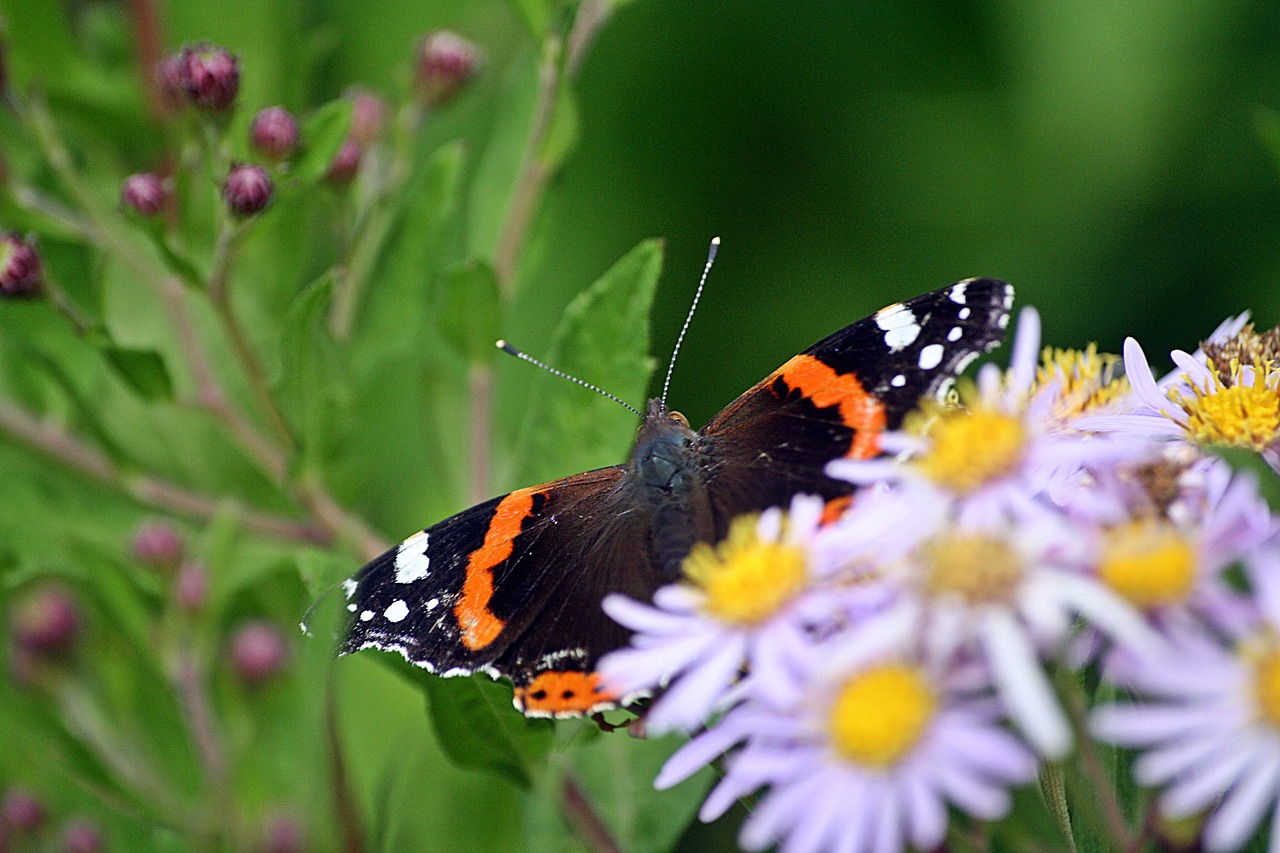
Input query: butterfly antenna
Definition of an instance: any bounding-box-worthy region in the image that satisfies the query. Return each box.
[661,236,720,408]
[496,340,644,417]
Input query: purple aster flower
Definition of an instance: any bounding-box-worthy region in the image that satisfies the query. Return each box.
[1092,581,1280,853]
[600,494,830,733]
[658,607,1037,853]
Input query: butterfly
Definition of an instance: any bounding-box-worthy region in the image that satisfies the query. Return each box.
[334,273,1013,717]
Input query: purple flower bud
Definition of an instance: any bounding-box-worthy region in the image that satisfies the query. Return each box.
[222,164,273,217]
[348,89,387,147]
[121,173,169,217]
[131,521,183,569]
[229,621,290,686]
[155,52,186,110]
[1,789,46,833]
[326,138,362,184]
[12,585,80,656]
[261,812,303,853]
[177,42,239,111]
[415,30,480,107]
[173,562,208,613]
[251,107,300,161]
[0,233,41,298]
[61,819,102,853]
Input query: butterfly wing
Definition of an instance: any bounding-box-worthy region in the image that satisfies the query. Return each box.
[340,466,661,716]
[697,278,1014,520]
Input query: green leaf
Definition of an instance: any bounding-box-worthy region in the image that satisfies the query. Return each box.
[438,260,503,365]
[100,346,174,401]
[294,99,354,185]
[423,672,555,788]
[274,272,351,468]
[505,0,560,38]
[515,239,663,485]
[539,85,580,174]
[1210,447,1280,510]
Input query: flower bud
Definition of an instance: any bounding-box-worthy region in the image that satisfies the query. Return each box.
[0,233,41,298]
[414,31,479,107]
[251,107,300,161]
[155,52,186,110]
[173,562,208,613]
[261,812,303,853]
[222,164,273,217]
[326,138,361,184]
[121,173,169,217]
[348,89,387,147]
[61,819,102,853]
[12,585,80,656]
[131,520,183,569]
[1,789,46,834]
[177,42,239,111]
[229,621,290,686]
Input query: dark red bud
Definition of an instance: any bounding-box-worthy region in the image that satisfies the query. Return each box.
[0,233,41,298]
[251,107,300,161]
[326,138,361,184]
[222,164,273,216]
[12,585,80,656]
[177,42,239,111]
[1,789,46,833]
[131,520,183,569]
[121,173,169,217]
[61,819,102,853]
[229,621,290,685]
[415,30,480,107]
[348,89,387,147]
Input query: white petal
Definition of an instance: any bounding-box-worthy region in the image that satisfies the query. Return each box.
[980,610,1072,759]
[1203,750,1280,852]
[1163,736,1257,816]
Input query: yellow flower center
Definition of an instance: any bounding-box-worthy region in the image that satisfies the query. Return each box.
[683,514,808,624]
[828,664,937,766]
[1098,520,1196,609]
[912,405,1026,492]
[920,533,1023,604]
[1036,344,1130,419]
[1254,649,1280,727]
[1174,358,1280,452]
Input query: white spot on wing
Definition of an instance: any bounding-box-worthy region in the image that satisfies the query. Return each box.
[347,603,357,613]
[950,281,970,303]
[425,597,439,612]
[948,326,963,342]
[958,307,971,320]
[385,600,409,622]
[890,374,906,387]
[360,610,375,622]
[875,305,920,349]
[394,531,431,583]
[918,343,945,370]
[342,579,358,600]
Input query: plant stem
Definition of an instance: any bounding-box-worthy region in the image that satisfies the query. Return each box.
[0,397,329,543]
[324,678,365,853]
[467,364,492,504]
[1060,669,1138,851]
[562,771,621,853]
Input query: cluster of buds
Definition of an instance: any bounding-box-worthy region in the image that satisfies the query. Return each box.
[158,42,239,111]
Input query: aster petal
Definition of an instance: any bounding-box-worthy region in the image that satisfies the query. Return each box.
[786,776,849,853]
[1007,306,1041,400]
[601,591,695,634]
[739,770,825,851]
[932,716,1036,783]
[1203,749,1280,853]
[930,755,1012,819]
[1170,349,1217,391]
[870,780,903,853]
[833,774,877,853]
[657,709,767,791]
[827,457,904,486]
[903,769,948,849]
[599,625,722,692]
[1122,338,1166,411]
[645,631,748,733]
[979,609,1072,759]
[1052,573,1161,656]
[1162,735,1258,815]
[653,583,701,611]
[1135,726,1235,784]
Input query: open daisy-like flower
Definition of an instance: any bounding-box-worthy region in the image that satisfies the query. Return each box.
[599,494,828,733]
[1081,323,1280,472]
[1092,561,1280,853]
[656,605,1038,853]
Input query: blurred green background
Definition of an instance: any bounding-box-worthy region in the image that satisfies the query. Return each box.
[2,1,1280,851]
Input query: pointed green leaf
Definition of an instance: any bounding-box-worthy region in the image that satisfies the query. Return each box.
[505,0,559,38]
[275,272,351,468]
[100,346,174,401]
[438,260,503,365]
[516,239,663,484]
[294,99,354,185]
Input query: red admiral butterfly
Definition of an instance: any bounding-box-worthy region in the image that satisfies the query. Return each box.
[337,269,1013,717]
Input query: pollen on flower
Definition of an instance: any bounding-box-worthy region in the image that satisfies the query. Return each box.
[682,514,808,624]
[1242,634,1280,727]
[1036,344,1129,419]
[920,533,1023,604]
[828,664,937,766]
[1173,358,1280,452]
[911,403,1026,492]
[1098,519,1196,609]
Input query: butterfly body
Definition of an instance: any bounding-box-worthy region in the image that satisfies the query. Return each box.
[336,278,1014,717]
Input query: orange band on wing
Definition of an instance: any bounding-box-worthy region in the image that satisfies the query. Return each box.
[455,487,537,650]
[515,670,617,716]
[774,354,886,459]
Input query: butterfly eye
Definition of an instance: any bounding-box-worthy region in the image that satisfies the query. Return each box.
[669,411,691,428]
